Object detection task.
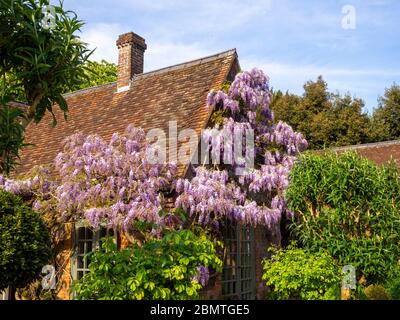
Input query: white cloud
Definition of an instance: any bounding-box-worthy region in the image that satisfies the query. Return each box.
[81,23,126,63]
[145,42,214,71]
[80,23,219,72]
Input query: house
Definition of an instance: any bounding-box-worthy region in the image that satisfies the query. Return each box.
[17,31,279,300]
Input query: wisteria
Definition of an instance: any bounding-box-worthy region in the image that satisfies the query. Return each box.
[192,266,210,287]
[175,68,308,229]
[1,68,307,236]
[0,125,177,233]
[52,125,177,231]
[0,166,53,200]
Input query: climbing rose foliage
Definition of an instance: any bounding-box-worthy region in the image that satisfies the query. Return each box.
[175,68,308,229]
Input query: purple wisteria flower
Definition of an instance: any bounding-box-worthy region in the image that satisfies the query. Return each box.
[176,68,307,229]
[193,266,210,287]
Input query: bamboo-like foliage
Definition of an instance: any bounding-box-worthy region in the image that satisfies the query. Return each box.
[0,0,92,175]
[286,151,400,283]
[0,106,28,175]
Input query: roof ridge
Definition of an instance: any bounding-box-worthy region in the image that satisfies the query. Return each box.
[63,82,116,98]
[333,139,400,151]
[62,48,237,98]
[133,48,237,80]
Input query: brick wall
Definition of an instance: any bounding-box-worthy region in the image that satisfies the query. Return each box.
[56,223,73,300]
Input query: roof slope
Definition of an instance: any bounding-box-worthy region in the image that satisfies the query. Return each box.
[334,140,400,166]
[17,49,238,177]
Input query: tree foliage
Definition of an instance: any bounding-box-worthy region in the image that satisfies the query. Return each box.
[0,106,28,175]
[0,0,92,124]
[0,189,51,291]
[370,83,400,142]
[70,60,117,91]
[0,0,93,175]
[271,76,370,149]
[286,152,400,283]
[72,229,222,300]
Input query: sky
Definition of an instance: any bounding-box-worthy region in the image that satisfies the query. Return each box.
[65,0,400,113]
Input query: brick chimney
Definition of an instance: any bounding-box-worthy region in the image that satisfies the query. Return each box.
[116,32,147,92]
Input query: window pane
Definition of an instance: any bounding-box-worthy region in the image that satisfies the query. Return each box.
[78,227,86,239]
[86,241,92,253]
[78,255,84,269]
[222,221,255,299]
[78,241,85,254]
[85,228,93,240]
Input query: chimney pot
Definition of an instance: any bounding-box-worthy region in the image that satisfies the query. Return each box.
[116,32,147,91]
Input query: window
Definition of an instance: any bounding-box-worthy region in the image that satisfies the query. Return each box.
[71,223,117,281]
[221,220,255,300]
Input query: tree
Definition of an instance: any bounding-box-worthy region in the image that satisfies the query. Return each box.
[0,0,91,124]
[270,89,302,130]
[0,189,51,295]
[0,0,91,175]
[0,106,28,175]
[270,76,371,149]
[370,84,400,142]
[71,60,117,91]
[330,94,369,147]
[0,60,117,102]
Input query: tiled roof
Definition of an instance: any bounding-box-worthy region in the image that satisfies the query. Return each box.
[333,140,400,166]
[16,49,239,177]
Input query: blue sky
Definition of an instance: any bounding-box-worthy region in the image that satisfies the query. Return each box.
[66,0,400,113]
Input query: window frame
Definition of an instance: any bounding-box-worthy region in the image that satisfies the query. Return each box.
[70,221,117,282]
[221,220,256,300]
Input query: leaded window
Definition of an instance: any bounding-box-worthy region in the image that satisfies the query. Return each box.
[221,220,255,300]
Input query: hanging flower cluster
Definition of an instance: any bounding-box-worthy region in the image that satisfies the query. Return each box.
[175,68,308,229]
[192,265,210,287]
[52,125,177,230]
[0,166,53,201]
[1,68,307,235]
[0,125,177,233]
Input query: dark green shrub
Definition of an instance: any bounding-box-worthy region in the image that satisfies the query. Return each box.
[0,190,52,291]
[385,266,400,300]
[286,152,400,283]
[72,229,222,300]
[262,245,341,300]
